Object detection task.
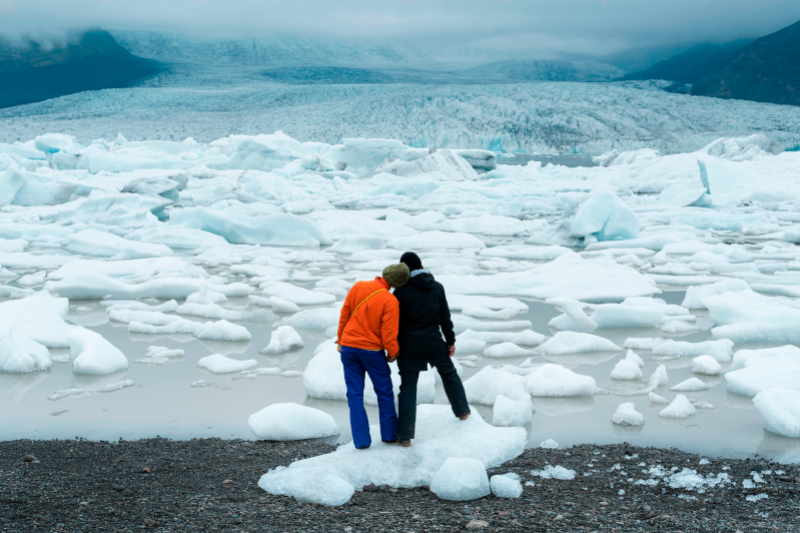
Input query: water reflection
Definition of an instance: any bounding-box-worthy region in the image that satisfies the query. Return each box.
[532,396,595,416]
[754,429,800,463]
[725,391,756,410]
[0,371,50,404]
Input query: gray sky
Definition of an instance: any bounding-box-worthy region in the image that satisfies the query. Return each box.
[1,0,799,56]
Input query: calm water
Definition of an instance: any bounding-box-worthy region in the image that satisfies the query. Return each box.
[2,291,797,464]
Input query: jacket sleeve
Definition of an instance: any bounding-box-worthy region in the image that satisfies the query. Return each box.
[438,284,456,346]
[337,285,355,345]
[380,295,401,357]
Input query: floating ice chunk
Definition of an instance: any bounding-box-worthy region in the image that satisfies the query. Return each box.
[725,348,800,397]
[260,281,336,306]
[649,392,669,404]
[490,473,523,499]
[260,326,304,355]
[480,245,571,262]
[652,339,733,364]
[570,187,618,237]
[0,291,71,348]
[611,357,643,381]
[670,378,710,392]
[387,231,485,250]
[260,466,355,506]
[196,320,251,342]
[176,303,276,322]
[109,309,181,326]
[539,439,559,449]
[329,235,385,253]
[46,274,253,300]
[170,207,331,247]
[623,337,671,351]
[248,403,339,441]
[127,226,228,250]
[447,295,529,313]
[265,296,302,313]
[453,338,487,355]
[492,395,533,427]
[198,354,257,374]
[128,319,203,337]
[186,285,227,304]
[525,364,597,397]
[483,342,532,359]
[746,493,768,502]
[0,326,51,373]
[546,298,598,331]
[69,328,129,375]
[66,229,172,259]
[378,149,479,181]
[430,458,491,501]
[459,329,544,346]
[648,365,669,387]
[0,164,26,205]
[530,465,575,480]
[259,404,525,493]
[146,346,184,359]
[282,307,340,332]
[16,271,45,287]
[35,133,83,154]
[462,305,520,320]
[534,332,621,356]
[658,394,697,418]
[692,356,721,375]
[464,366,531,405]
[753,388,800,438]
[682,279,750,309]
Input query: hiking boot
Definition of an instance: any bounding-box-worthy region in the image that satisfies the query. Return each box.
[399,439,412,447]
[382,439,399,445]
[458,411,471,421]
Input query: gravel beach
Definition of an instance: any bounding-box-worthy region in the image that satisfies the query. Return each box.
[2,438,798,533]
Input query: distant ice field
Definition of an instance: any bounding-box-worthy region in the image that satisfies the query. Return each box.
[2,129,800,464]
[2,80,800,154]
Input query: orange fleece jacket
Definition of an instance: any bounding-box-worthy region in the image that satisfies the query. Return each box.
[337,278,400,357]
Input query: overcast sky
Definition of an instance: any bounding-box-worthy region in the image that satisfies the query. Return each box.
[1,0,799,56]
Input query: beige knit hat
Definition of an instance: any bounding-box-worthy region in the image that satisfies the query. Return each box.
[382,263,410,289]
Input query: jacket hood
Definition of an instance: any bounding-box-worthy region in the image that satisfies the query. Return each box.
[409,269,435,291]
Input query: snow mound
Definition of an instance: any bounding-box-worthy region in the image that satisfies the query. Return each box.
[247,403,339,441]
[0,325,51,373]
[260,326,304,355]
[611,402,645,426]
[492,395,533,427]
[525,364,597,397]
[692,355,721,375]
[610,354,643,381]
[752,388,800,438]
[659,394,697,419]
[69,328,129,375]
[670,378,710,392]
[430,458,491,501]
[490,473,523,499]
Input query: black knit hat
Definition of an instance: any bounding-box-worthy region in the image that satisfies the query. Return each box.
[400,252,423,272]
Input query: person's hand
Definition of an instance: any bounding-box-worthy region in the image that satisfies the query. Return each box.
[448,345,456,358]
[336,344,341,353]
[387,353,398,364]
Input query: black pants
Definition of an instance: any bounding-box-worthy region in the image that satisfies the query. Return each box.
[397,356,470,440]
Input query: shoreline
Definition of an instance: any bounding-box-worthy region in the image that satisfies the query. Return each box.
[2,438,798,533]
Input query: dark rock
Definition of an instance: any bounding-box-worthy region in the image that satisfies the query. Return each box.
[112,485,126,492]
[363,483,378,492]
[377,484,391,491]
[144,518,159,527]
[23,455,37,462]
[140,466,151,474]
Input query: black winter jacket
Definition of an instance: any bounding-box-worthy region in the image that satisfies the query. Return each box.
[394,270,456,371]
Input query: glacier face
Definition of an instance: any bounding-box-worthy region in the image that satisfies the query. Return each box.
[3,80,800,154]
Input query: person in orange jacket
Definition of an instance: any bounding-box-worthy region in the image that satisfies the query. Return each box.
[337,263,410,449]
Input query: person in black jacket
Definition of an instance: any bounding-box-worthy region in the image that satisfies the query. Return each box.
[393,251,470,447]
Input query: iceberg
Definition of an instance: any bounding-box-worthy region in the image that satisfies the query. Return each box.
[69,328,129,375]
[752,389,800,438]
[0,326,52,374]
[247,403,339,441]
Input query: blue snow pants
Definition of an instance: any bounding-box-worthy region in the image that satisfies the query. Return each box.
[340,346,398,449]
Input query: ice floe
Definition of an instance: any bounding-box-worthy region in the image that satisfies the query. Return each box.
[248,403,339,441]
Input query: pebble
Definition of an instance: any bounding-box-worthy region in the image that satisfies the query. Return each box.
[364,483,378,492]
[140,467,151,474]
[554,514,564,521]
[23,455,38,462]
[145,519,159,527]
[223,479,232,484]
[112,485,125,492]
[466,520,489,528]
